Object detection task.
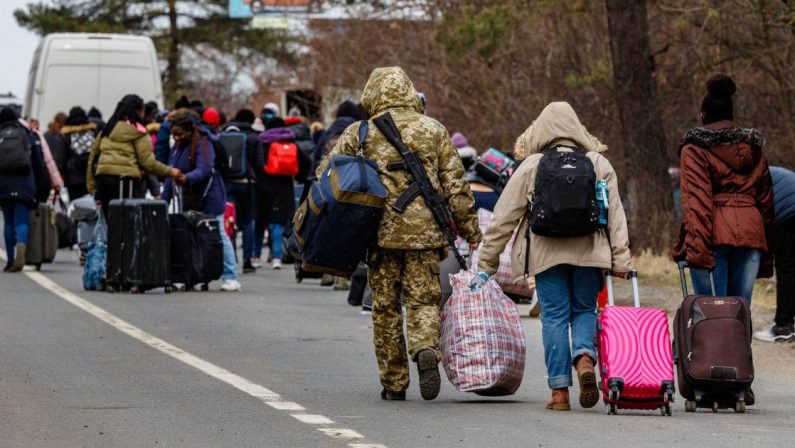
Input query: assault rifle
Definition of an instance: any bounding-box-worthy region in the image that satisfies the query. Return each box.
[373,113,467,270]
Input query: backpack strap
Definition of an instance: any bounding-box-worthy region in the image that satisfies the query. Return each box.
[357,120,369,157]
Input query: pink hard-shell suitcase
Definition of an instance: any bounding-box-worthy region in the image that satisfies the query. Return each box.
[596,271,675,416]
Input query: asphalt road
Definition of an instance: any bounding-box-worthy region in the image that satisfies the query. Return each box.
[1,248,794,448]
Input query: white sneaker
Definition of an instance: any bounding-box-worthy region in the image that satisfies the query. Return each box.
[753,324,794,342]
[220,279,242,292]
[272,258,282,270]
[251,257,262,268]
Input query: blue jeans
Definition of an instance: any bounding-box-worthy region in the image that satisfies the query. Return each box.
[225,183,256,261]
[691,245,761,302]
[268,223,284,259]
[216,215,238,281]
[535,264,601,389]
[2,201,31,264]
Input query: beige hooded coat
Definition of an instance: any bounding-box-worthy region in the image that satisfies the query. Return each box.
[477,102,632,279]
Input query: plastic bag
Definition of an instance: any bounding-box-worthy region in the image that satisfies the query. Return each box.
[440,267,527,396]
[82,212,107,291]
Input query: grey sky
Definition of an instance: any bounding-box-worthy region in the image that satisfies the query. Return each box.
[0,0,44,101]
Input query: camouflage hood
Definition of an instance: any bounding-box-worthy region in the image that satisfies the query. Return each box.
[361,67,423,117]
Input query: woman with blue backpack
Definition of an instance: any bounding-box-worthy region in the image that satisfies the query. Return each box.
[474,102,632,412]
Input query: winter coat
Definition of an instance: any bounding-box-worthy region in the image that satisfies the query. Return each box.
[311,116,356,174]
[770,166,795,224]
[257,127,311,224]
[223,121,265,182]
[317,66,481,250]
[154,120,172,164]
[477,102,632,279]
[44,130,67,177]
[20,119,62,189]
[672,120,774,278]
[0,122,50,207]
[161,136,227,216]
[288,122,315,181]
[62,122,98,190]
[86,122,173,193]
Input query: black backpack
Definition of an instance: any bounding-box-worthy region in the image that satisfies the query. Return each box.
[529,146,600,237]
[0,123,32,175]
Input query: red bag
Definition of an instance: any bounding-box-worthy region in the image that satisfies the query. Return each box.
[264,142,299,176]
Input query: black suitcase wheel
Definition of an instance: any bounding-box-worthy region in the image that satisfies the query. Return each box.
[685,400,697,412]
[130,286,142,294]
[106,285,116,294]
[712,401,719,413]
[164,285,173,294]
[294,263,303,283]
[35,263,42,271]
[201,283,209,292]
[735,401,746,413]
[661,404,672,416]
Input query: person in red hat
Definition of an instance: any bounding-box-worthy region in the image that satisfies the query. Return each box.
[202,107,221,132]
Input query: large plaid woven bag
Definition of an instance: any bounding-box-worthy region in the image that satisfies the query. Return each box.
[474,209,533,297]
[440,269,526,396]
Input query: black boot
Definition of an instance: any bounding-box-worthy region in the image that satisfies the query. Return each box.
[381,389,406,401]
[243,259,256,274]
[417,349,441,401]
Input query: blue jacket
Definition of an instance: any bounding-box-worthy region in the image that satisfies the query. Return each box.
[162,136,226,216]
[0,122,49,208]
[154,120,172,164]
[770,166,795,225]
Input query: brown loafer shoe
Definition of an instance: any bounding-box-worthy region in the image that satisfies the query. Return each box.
[576,355,599,408]
[545,388,571,411]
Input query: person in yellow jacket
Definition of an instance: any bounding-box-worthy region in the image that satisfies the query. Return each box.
[476,102,632,411]
[86,95,180,217]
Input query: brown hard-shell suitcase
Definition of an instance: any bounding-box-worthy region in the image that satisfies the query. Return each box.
[674,261,754,413]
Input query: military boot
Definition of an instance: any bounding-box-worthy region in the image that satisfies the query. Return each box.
[576,354,599,408]
[381,389,406,401]
[546,388,571,411]
[10,244,26,272]
[416,349,441,401]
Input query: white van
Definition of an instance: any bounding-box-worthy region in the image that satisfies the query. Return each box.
[23,33,163,126]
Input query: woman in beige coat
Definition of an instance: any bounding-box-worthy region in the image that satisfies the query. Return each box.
[475,102,632,411]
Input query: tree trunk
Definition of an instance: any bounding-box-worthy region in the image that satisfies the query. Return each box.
[165,0,180,103]
[605,0,673,253]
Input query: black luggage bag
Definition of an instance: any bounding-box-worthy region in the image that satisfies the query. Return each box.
[169,211,223,291]
[674,261,754,413]
[106,198,172,294]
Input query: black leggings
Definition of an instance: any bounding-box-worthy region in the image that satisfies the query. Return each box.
[95,175,143,219]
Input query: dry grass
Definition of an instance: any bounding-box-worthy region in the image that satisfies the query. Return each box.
[632,250,777,314]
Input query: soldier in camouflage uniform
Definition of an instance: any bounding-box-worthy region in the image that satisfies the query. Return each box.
[317,67,482,400]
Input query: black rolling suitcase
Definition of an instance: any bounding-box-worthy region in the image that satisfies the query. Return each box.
[106,181,171,294]
[169,187,223,291]
[674,261,754,413]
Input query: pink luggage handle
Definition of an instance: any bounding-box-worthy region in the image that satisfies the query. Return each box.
[604,270,640,308]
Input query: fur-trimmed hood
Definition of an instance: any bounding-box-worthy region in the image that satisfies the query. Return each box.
[61,122,97,135]
[679,120,765,174]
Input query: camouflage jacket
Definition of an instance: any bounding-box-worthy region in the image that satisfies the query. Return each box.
[317,67,482,250]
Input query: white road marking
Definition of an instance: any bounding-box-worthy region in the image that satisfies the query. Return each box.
[266,401,305,411]
[349,444,389,448]
[291,414,334,424]
[318,428,364,439]
[4,255,387,447]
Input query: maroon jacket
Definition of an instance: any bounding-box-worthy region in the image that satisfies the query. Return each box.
[673,120,774,278]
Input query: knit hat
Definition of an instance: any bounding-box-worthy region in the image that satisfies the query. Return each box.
[451,132,469,149]
[262,102,280,117]
[701,74,736,125]
[202,107,220,128]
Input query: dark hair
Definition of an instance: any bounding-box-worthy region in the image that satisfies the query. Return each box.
[189,100,204,115]
[144,101,159,118]
[65,106,88,126]
[88,107,102,119]
[335,100,361,120]
[701,74,736,125]
[264,117,286,130]
[175,95,190,110]
[102,94,145,137]
[233,108,255,124]
[171,114,197,134]
[0,107,18,124]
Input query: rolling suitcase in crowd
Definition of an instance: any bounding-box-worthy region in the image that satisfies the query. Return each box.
[674,261,754,413]
[596,270,675,416]
[440,264,526,396]
[293,121,387,278]
[70,194,99,266]
[26,200,58,270]
[55,197,77,249]
[106,180,172,294]
[169,187,223,291]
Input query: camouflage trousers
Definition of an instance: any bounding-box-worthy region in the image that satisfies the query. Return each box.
[368,249,443,392]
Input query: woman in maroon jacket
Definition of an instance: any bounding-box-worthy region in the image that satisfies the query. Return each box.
[673,74,774,302]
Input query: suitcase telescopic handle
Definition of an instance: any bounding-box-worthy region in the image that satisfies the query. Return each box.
[677,261,716,298]
[604,270,640,308]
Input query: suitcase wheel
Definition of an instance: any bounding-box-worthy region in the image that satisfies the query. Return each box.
[734,401,746,414]
[130,286,142,294]
[712,401,719,413]
[608,389,620,402]
[164,285,173,294]
[201,283,209,292]
[606,403,617,415]
[685,400,697,412]
[661,404,672,416]
[35,264,42,271]
[106,285,116,294]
